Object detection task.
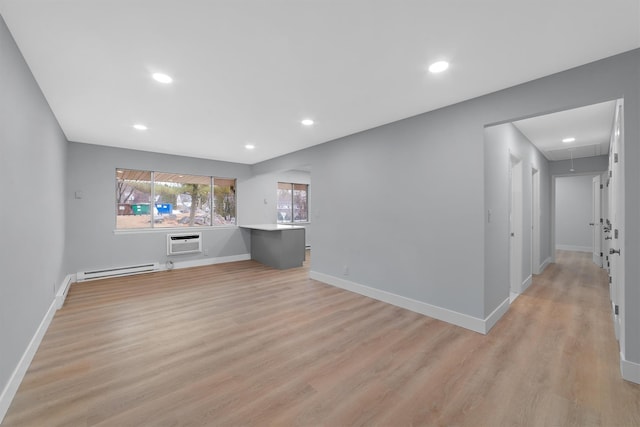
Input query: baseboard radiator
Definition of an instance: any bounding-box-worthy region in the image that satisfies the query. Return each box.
[77,262,160,281]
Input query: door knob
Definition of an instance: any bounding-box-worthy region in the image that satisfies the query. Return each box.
[589,222,595,226]
[609,248,621,255]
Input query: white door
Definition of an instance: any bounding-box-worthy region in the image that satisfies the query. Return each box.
[510,155,523,295]
[608,100,624,344]
[592,175,602,267]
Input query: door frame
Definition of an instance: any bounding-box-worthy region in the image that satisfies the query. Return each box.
[592,175,602,266]
[608,99,625,349]
[531,167,540,274]
[509,153,523,296]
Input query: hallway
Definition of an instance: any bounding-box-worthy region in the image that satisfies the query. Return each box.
[471,250,640,425]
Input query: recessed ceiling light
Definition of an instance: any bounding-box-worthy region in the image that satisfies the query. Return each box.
[428,61,449,73]
[152,72,173,84]
[245,144,255,150]
[133,124,148,131]
[562,137,576,143]
[301,119,314,126]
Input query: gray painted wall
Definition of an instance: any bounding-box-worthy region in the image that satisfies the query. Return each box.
[252,50,640,362]
[66,142,253,274]
[313,112,486,318]
[0,15,68,399]
[555,175,596,251]
[549,155,609,176]
[484,123,550,311]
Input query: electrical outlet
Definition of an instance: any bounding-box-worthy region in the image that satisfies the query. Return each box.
[343,265,349,276]
[203,248,209,256]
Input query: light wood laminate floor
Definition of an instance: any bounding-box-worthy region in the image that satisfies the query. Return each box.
[3,251,640,426]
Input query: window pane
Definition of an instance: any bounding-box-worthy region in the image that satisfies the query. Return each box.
[277,183,292,223]
[153,173,211,227]
[292,185,308,222]
[116,169,152,229]
[213,178,236,225]
[115,170,236,229]
[277,182,309,223]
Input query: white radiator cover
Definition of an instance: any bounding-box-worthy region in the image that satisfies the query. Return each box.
[167,232,202,255]
[77,262,159,281]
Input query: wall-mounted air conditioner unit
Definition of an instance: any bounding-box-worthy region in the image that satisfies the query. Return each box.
[167,232,202,255]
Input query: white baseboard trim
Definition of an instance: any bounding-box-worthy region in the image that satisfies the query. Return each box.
[55,274,75,309]
[521,275,532,293]
[310,271,498,334]
[539,257,552,273]
[556,244,592,253]
[0,299,57,424]
[161,253,251,271]
[621,353,640,385]
[485,297,510,333]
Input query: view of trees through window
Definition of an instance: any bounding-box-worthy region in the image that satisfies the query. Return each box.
[277,182,308,223]
[116,169,236,229]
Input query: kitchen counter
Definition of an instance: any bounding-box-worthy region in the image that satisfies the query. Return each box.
[239,224,306,269]
[240,224,305,231]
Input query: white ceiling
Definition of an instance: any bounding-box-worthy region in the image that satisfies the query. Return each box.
[0,1,638,164]
[512,100,617,161]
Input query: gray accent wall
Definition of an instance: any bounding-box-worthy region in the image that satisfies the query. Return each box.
[252,50,640,363]
[555,175,597,252]
[65,142,252,274]
[0,15,68,399]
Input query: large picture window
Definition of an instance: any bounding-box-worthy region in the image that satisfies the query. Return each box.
[116,169,236,229]
[277,182,308,223]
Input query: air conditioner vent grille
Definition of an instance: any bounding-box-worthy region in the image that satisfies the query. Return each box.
[167,232,202,255]
[169,234,200,241]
